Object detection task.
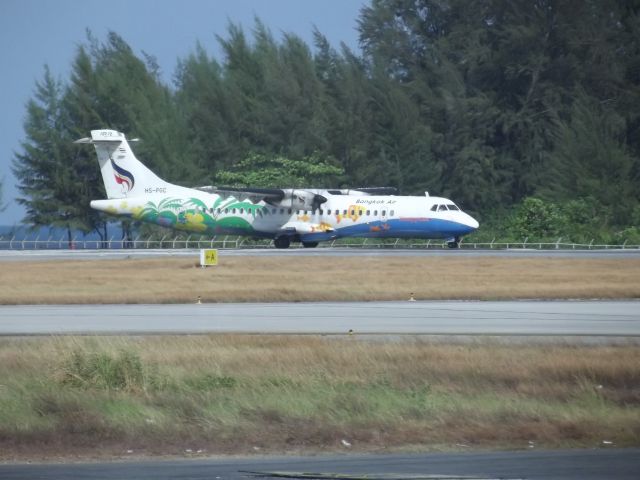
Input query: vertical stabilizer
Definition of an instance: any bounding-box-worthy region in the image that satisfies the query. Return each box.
[75,129,172,199]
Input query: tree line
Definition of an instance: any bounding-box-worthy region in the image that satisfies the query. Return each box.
[12,0,640,244]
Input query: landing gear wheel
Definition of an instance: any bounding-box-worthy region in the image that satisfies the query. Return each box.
[447,236,461,249]
[273,236,291,249]
[302,241,319,248]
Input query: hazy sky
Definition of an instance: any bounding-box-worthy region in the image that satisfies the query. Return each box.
[0,0,367,225]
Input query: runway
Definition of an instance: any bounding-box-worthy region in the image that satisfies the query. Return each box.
[1,300,639,336]
[1,448,639,479]
[1,246,640,261]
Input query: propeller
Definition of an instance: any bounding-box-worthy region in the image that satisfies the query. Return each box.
[311,194,327,211]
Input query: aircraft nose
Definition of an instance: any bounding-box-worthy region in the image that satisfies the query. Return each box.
[466,215,479,230]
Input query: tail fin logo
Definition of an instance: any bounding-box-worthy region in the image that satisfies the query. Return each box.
[111,158,135,192]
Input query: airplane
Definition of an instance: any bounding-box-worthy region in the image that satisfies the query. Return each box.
[76,129,479,248]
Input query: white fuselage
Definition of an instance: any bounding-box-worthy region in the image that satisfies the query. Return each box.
[91,190,479,243]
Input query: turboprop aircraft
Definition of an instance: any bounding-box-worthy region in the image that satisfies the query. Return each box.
[77,129,479,248]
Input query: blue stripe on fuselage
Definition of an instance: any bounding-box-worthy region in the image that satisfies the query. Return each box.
[300,218,475,242]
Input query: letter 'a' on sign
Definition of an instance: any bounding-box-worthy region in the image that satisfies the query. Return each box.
[200,249,218,267]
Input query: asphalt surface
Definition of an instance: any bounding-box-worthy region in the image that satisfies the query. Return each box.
[1,247,640,261]
[1,300,639,336]
[1,449,638,479]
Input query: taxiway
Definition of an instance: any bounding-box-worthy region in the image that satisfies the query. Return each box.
[1,300,638,336]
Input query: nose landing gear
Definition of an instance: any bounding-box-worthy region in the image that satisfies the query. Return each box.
[447,236,461,249]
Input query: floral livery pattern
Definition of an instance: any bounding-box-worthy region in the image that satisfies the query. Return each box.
[132,197,261,234]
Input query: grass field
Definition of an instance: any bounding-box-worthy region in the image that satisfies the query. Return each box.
[1,256,638,460]
[1,256,640,304]
[0,335,638,460]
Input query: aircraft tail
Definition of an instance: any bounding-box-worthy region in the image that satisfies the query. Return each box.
[75,129,174,199]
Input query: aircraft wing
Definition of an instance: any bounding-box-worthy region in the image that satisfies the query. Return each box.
[353,187,398,195]
[194,186,285,204]
[326,187,398,196]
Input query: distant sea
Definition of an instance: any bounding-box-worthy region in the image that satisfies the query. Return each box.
[0,224,124,242]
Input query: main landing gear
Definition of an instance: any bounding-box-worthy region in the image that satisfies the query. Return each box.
[273,236,319,249]
[273,236,291,249]
[447,236,461,249]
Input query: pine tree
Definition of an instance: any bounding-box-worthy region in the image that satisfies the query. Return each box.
[544,91,638,225]
[12,66,87,244]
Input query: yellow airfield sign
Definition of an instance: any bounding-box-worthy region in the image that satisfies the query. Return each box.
[200,249,218,266]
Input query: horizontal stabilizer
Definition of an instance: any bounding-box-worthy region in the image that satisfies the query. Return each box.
[74,130,140,145]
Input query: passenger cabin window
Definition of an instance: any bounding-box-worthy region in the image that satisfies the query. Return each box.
[366,210,370,216]
[374,210,378,216]
[240,208,244,214]
[350,210,355,216]
[343,210,347,215]
[382,210,386,216]
[288,208,292,214]
[390,210,394,216]
[320,209,324,215]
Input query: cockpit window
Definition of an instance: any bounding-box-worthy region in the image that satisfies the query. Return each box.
[447,204,460,211]
[430,204,438,211]
[438,205,448,212]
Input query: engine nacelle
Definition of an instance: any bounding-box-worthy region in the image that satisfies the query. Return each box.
[273,189,327,210]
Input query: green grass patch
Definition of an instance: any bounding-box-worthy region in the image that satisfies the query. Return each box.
[0,336,638,459]
[60,349,149,391]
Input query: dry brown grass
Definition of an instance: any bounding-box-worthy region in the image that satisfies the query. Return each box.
[1,256,639,304]
[0,335,638,459]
